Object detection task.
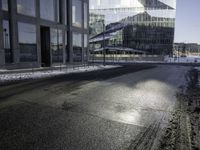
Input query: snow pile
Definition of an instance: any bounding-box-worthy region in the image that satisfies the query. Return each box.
[165,56,200,63]
[0,65,119,84]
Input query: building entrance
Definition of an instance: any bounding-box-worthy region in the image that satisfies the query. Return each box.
[40,26,51,67]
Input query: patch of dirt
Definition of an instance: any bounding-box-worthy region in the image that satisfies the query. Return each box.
[158,69,200,150]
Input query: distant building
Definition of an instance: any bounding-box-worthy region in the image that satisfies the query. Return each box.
[174,43,200,56]
[0,0,89,69]
[89,0,176,55]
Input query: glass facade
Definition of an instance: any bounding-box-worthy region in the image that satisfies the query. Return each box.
[89,0,176,55]
[0,0,89,68]
[84,34,88,62]
[51,28,63,63]
[40,0,55,21]
[17,0,36,17]
[3,20,12,63]
[73,32,82,62]
[65,31,69,62]
[2,0,8,11]
[56,0,61,23]
[72,0,82,28]
[64,0,67,25]
[84,3,88,29]
[3,20,10,49]
[18,22,37,62]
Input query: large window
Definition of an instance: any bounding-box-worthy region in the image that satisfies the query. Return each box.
[40,0,55,21]
[51,29,63,63]
[65,31,69,62]
[56,0,61,23]
[72,0,82,28]
[64,0,67,25]
[73,33,82,62]
[84,34,88,62]
[1,0,8,11]
[3,20,12,63]
[18,22,37,62]
[17,0,36,17]
[3,20,10,49]
[84,3,88,29]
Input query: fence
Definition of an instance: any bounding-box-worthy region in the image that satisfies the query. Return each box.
[89,54,165,63]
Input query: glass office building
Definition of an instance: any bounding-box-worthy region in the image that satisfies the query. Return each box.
[0,0,89,69]
[89,0,176,55]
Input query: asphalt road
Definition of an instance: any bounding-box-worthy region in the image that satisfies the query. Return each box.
[0,65,189,150]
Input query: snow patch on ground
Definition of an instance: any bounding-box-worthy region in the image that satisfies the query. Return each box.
[165,56,200,63]
[0,65,119,84]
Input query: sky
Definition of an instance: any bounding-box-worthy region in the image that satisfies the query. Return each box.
[174,0,200,44]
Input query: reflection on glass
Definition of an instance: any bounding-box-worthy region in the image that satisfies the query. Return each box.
[17,0,36,16]
[18,22,37,62]
[84,34,88,62]
[84,34,88,48]
[84,3,88,29]
[65,31,69,62]
[64,0,67,25]
[3,20,12,63]
[51,29,63,63]
[72,0,82,28]
[73,32,82,62]
[40,0,55,21]
[89,0,176,55]
[3,20,10,49]
[56,0,61,23]
[2,0,8,11]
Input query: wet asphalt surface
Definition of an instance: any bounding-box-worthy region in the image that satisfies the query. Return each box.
[0,65,189,150]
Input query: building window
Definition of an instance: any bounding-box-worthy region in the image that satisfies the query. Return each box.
[3,20,12,63]
[65,31,69,62]
[18,22,37,62]
[40,0,55,21]
[84,34,88,62]
[3,20,10,49]
[51,28,63,63]
[56,0,62,23]
[72,0,82,28]
[73,32,82,62]
[17,0,36,17]
[64,0,67,25]
[84,3,88,29]
[2,0,8,11]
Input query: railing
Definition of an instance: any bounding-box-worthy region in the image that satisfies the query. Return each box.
[89,54,165,63]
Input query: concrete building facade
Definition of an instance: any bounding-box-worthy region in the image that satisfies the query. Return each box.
[0,0,89,69]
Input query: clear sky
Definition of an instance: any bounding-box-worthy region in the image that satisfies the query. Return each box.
[175,0,200,44]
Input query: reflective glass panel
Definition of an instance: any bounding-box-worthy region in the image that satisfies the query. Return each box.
[84,34,88,62]
[3,20,12,63]
[73,32,82,62]
[51,28,63,63]
[89,0,176,55]
[84,3,88,29]
[3,20,10,49]
[40,0,55,21]
[2,0,8,11]
[18,22,37,62]
[72,0,82,28]
[17,0,36,16]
